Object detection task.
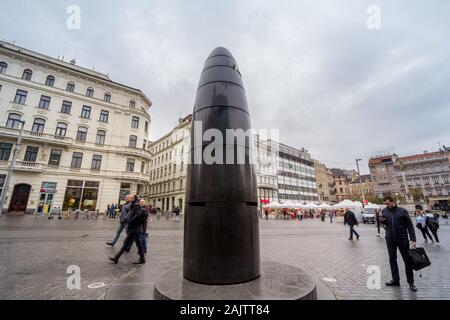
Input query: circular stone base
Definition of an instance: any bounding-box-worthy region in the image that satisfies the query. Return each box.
[154,261,318,300]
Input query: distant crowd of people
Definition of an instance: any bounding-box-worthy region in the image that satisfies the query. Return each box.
[261,208,337,222]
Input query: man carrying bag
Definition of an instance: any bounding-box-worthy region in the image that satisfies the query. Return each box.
[380,196,418,292]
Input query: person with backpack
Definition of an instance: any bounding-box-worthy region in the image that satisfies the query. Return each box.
[344,208,360,240]
[109,195,146,265]
[415,205,434,243]
[425,211,440,246]
[380,196,417,292]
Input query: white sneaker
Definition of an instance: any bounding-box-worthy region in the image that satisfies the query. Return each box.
[435,242,441,247]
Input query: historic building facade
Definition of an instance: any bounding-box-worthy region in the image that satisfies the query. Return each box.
[313,160,334,203]
[394,150,450,210]
[368,155,401,198]
[0,40,152,213]
[145,115,191,213]
[330,168,359,202]
[349,174,374,202]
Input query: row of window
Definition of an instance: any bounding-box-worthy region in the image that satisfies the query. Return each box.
[11,90,147,130]
[5,113,142,148]
[0,62,137,107]
[150,162,184,180]
[0,142,139,172]
[148,179,184,195]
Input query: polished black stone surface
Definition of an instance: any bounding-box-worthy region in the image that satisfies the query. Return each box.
[184,47,260,284]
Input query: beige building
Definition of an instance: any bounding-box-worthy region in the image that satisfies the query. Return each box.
[369,154,402,198]
[313,160,334,203]
[349,174,374,202]
[144,115,192,213]
[330,168,359,202]
[0,40,152,213]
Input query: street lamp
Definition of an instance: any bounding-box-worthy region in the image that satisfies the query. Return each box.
[355,158,366,204]
[0,120,25,217]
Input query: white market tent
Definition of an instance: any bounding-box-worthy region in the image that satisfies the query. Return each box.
[334,199,361,209]
[334,199,364,222]
[318,203,332,209]
[364,202,384,210]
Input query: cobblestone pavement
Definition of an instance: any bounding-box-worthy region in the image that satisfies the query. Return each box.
[0,214,449,300]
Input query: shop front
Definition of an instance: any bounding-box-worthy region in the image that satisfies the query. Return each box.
[37,182,57,214]
[63,180,99,211]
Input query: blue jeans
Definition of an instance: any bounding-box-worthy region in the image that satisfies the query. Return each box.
[140,233,148,253]
[349,225,359,239]
[111,222,127,245]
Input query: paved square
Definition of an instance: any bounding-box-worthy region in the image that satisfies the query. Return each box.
[0,215,448,300]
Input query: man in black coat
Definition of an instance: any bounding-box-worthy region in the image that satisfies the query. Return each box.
[380,196,417,291]
[109,195,146,265]
[344,208,360,240]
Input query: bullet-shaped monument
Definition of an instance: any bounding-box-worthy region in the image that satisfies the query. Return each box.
[183,47,260,284]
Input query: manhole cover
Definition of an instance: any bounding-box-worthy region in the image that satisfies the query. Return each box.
[322,277,337,283]
[88,282,106,289]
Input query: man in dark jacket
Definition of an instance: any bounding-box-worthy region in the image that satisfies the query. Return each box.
[109,195,146,265]
[344,208,360,240]
[106,195,131,246]
[380,196,417,291]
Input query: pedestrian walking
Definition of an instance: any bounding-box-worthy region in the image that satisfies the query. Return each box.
[415,205,434,243]
[380,196,417,292]
[173,206,181,222]
[264,209,269,220]
[425,211,440,246]
[139,199,149,254]
[106,196,131,247]
[329,211,333,223]
[344,208,360,240]
[109,195,146,265]
[443,212,449,224]
[375,209,382,237]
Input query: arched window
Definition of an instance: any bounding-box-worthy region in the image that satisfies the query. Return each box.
[86,87,94,97]
[96,130,106,145]
[32,118,46,133]
[129,135,137,148]
[66,81,75,92]
[76,126,88,142]
[0,62,7,74]
[55,122,67,136]
[22,69,33,81]
[104,92,111,102]
[6,113,22,129]
[45,75,55,87]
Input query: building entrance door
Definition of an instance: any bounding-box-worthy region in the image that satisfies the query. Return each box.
[8,184,31,212]
[37,193,54,214]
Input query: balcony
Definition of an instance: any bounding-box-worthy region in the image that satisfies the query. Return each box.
[117,146,153,159]
[119,171,151,182]
[14,161,44,173]
[0,126,73,146]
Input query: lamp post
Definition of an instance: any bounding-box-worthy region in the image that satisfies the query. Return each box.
[355,158,366,204]
[0,120,25,217]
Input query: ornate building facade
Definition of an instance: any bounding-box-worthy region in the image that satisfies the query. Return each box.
[0,40,152,213]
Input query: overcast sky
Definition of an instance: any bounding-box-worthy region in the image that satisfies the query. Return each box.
[1,0,449,173]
